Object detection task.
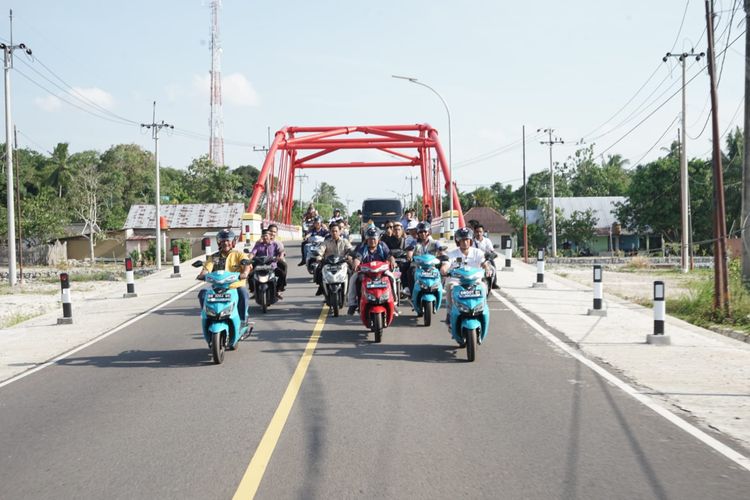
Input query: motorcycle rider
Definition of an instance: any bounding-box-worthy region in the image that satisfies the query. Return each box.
[196,229,251,322]
[403,221,440,296]
[329,208,345,226]
[248,228,286,299]
[266,223,288,292]
[400,208,416,229]
[382,221,406,250]
[404,220,419,247]
[298,216,330,266]
[314,222,353,296]
[473,224,499,289]
[347,226,397,315]
[440,227,492,326]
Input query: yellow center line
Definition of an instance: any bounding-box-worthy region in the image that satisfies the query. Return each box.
[233,306,329,500]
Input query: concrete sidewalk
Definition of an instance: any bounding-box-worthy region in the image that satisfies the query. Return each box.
[495,257,750,454]
[0,264,202,385]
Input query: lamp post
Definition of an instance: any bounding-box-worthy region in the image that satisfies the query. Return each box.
[392,75,453,234]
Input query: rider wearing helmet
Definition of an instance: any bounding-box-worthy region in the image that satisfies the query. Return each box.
[440,227,492,328]
[329,208,345,226]
[299,216,330,266]
[402,221,440,296]
[347,225,397,315]
[196,228,251,324]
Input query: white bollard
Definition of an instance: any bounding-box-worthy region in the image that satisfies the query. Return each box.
[170,245,182,278]
[587,264,606,316]
[57,273,73,324]
[647,280,670,345]
[532,248,547,288]
[123,257,137,298]
[202,237,213,260]
[502,238,514,272]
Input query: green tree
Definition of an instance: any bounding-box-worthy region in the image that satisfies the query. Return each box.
[187,155,241,203]
[723,127,743,235]
[46,142,73,198]
[558,209,599,251]
[18,191,70,245]
[68,151,104,262]
[233,164,260,199]
[98,143,155,229]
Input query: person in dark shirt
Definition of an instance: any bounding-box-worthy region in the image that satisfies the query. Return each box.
[298,216,330,266]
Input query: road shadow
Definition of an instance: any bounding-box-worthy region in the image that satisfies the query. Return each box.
[56,348,213,368]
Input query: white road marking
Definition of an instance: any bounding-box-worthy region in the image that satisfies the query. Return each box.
[492,289,750,473]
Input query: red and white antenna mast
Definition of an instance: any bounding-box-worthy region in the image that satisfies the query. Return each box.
[208,0,224,166]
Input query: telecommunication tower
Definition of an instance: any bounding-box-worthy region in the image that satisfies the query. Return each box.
[209,0,224,166]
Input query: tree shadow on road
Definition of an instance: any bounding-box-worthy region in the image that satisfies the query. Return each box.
[55,348,213,368]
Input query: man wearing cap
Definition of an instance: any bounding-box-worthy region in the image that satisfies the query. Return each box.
[196,229,251,324]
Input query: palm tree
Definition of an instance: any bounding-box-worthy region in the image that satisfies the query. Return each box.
[47,142,72,197]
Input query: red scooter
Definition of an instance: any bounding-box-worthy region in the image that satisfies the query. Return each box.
[357,260,396,343]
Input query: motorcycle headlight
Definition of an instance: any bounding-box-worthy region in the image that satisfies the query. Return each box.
[457,302,472,314]
[380,291,390,302]
[472,304,485,315]
[206,302,234,318]
[365,293,378,302]
[257,274,269,283]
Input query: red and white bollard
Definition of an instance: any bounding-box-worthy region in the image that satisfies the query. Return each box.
[532,248,546,288]
[57,273,73,324]
[647,280,670,345]
[202,237,213,260]
[170,245,181,278]
[587,264,606,316]
[123,257,137,298]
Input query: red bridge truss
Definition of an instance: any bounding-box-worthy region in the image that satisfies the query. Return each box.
[246,124,465,227]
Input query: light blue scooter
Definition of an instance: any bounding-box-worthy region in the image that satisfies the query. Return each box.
[448,266,490,362]
[411,254,443,326]
[195,266,253,364]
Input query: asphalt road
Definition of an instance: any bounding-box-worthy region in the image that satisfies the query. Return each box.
[0,251,748,499]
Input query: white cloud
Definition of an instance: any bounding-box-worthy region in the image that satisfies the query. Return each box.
[192,72,259,107]
[71,87,115,110]
[34,95,62,112]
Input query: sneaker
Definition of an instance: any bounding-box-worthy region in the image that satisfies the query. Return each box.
[401,287,410,297]
[297,261,305,266]
[276,293,284,301]
[347,305,357,315]
[315,287,324,296]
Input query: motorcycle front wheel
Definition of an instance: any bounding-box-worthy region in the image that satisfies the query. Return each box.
[211,331,225,364]
[423,301,432,327]
[465,327,478,362]
[372,313,383,343]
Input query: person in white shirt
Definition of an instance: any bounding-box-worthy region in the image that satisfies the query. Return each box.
[473,224,494,254]
[440,227,492,325]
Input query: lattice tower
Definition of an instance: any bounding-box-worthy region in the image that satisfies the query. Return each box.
[208,0,224,166]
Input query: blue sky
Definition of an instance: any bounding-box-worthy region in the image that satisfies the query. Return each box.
[1,1,746,213]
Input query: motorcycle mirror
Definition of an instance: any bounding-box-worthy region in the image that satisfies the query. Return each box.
[438,255,449,262]
[240,259,251,266]
[192,260,204,268]
[492,243,500,249]
[243,247,251,253]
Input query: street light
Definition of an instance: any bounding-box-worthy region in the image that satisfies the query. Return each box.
[392,75,453,234]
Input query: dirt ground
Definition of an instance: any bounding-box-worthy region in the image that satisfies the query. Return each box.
[545,263,697,305]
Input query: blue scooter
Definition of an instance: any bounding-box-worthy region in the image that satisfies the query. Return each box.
[193,262,253,364]
[411,254,443,326]
[448,265,490,362]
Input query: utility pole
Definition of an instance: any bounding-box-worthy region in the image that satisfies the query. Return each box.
[705,0,729,313]
[742,0,750,285]
[296,173,309,211]
[1,10,31,287]
[141,102,173,271]
[13,125,22,284]
[663,49,704,273]
[523,125,528,263]
[539,128,564,257]
[405,174,418,210]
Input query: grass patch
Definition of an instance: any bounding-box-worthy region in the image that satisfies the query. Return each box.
[1,311,42,328]
[668,259,750,333]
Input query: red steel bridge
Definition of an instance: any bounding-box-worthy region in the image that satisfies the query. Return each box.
[246,124,465,228]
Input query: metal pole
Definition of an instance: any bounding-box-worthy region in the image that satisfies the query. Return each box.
[13,125,22,284]
[742,0,750,285]
[522,125,528,264]
[548,129,557,258]
[153,103,161,270]
[705,0,729,313]
[3,45,16,286]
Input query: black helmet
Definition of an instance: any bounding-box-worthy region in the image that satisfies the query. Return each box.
[455,227,473,241]
[216,228,236,242]
[364,226,380,239]
[313,216,322,223]
[334,208,341,214]
[416,221,430,233]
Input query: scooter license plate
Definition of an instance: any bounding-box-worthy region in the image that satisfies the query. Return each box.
[208,293,231,302]
[420,270,438,278]
[366,281,388,289]
[458,289,482,299]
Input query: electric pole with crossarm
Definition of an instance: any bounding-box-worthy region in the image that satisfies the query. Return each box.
[539,128,564,258]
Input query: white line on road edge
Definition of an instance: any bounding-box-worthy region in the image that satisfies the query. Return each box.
[0,283,204,390]
[491,289,750,473]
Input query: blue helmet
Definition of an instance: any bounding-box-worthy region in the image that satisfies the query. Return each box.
[416,221,430,233]
[455,227,473,241]
[216,228,236,243]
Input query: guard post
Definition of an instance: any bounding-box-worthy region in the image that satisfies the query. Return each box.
[123,257,137,298]
[647,280,670,345]
[202,237,212,260]
[170,245,181,278]
[532,248,547,288]
[587,264,606,316]
[502,237,514,272]
[57,273,73,324]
